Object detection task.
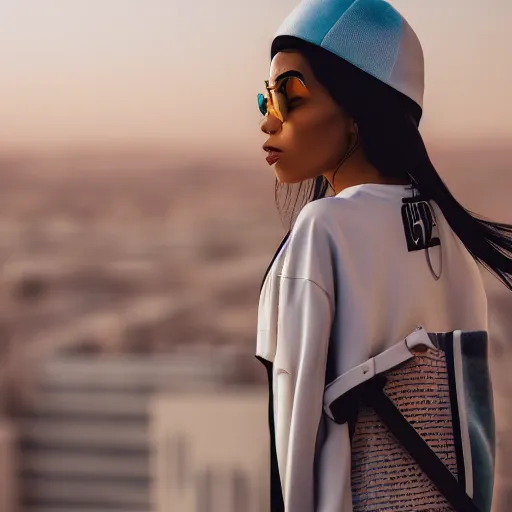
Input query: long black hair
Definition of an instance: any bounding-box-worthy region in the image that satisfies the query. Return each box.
[271,36,512,291]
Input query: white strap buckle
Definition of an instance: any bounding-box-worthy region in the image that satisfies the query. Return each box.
[323,326,435,421]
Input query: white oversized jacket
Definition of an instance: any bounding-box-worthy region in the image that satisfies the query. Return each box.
[255,183,488,511]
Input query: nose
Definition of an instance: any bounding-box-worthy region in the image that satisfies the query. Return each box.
[260,113,282,135]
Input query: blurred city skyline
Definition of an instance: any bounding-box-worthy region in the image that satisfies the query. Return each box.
[0,0,510,161]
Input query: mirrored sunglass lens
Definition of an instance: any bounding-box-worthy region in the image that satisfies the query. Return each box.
[284,77,308,98]
[257,93,267,115]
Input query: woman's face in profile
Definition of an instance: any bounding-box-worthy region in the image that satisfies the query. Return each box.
[260,50,355,184]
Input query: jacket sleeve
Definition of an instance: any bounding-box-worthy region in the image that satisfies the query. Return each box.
[274,275,334,511]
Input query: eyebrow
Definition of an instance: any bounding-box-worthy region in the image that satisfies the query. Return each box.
[269,70,305,88]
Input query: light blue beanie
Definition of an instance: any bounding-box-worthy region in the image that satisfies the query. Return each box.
[272,0,425,110]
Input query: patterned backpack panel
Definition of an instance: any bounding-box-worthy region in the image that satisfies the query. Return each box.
[351,348,456,511]
[324,328,495,512]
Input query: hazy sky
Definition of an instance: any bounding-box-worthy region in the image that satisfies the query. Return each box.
[0,0,510,157]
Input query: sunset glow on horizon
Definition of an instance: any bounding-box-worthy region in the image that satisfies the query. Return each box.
[0,0,510,156]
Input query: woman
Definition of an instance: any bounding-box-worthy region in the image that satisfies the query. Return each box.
[255,1,511,511]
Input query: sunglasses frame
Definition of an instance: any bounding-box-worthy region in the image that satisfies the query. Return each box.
[258,76,308,122]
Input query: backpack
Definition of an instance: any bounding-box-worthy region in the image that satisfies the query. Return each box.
[323,326,495,512]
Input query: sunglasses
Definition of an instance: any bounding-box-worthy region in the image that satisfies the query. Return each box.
[257,76,309,122]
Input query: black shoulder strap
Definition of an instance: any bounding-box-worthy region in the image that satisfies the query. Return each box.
[255,356,284,512]
[360,377,480,512]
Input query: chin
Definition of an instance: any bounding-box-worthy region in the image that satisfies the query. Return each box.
[274,163,313,185]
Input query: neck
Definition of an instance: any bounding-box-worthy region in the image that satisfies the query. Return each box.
[323,147,410,195]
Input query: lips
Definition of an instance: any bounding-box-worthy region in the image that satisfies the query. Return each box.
[266,151,281,165]
[263,145,282,166]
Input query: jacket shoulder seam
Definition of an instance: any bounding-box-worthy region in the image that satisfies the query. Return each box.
[278,274,332,300]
